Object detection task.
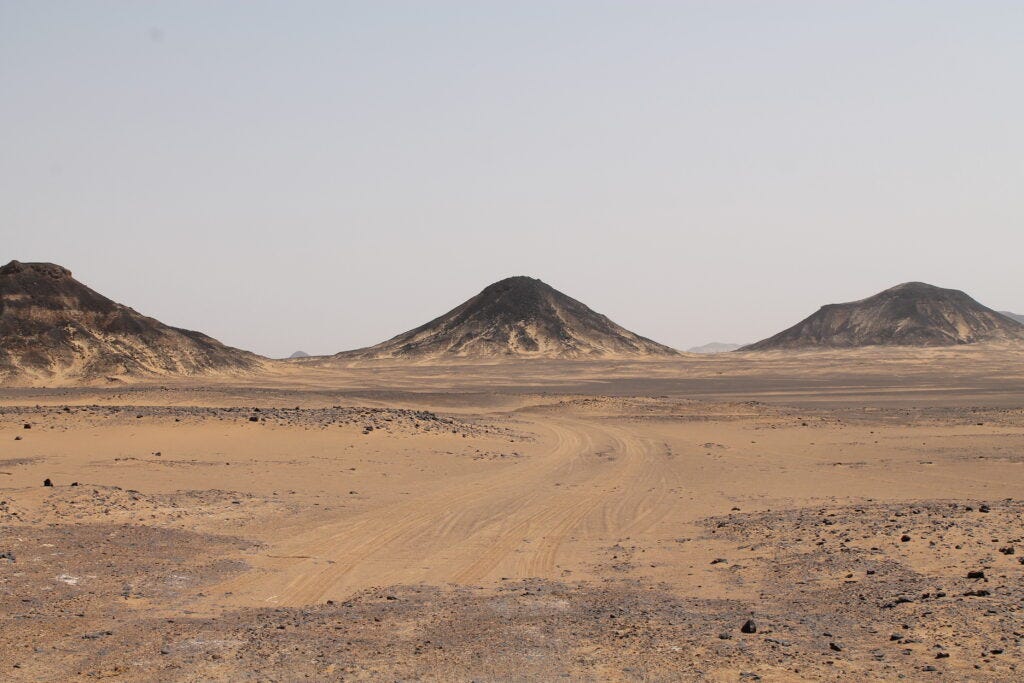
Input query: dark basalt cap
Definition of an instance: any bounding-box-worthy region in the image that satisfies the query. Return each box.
[0,261,73,279]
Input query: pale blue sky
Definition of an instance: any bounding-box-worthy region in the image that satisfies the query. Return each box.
[3,1,1022,356]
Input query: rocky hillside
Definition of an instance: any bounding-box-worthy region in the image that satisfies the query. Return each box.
[744,282,1024,350]
[337,276,678,359]
[0,261,263,383]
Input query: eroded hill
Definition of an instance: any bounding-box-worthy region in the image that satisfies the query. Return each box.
[745,282,1024,350]
[0,260,262,383]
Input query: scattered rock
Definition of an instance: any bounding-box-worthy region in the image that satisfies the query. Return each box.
[81,630,114,640]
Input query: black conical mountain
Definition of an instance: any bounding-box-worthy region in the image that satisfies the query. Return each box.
[337,276,678,359]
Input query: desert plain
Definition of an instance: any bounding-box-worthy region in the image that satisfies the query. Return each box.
[2,347,1024,681]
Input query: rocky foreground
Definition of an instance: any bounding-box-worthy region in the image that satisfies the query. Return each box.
[1,493,1020,680]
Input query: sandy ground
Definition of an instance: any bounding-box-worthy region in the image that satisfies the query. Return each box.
[2,347,1024,680]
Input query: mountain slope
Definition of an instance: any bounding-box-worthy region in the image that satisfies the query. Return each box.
[337,276,678,359]
[999,311,1024,325]
[0,260,263,383]
[743,282,1024,350]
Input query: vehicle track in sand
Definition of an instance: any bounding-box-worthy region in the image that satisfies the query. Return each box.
[209,414,684,606]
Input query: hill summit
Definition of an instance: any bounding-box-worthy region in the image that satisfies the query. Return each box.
[0,260,262,383]
[338,276,678,359]
[743,282,1024,350]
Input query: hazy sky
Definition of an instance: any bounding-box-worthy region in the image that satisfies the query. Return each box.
[3,2,1022,357]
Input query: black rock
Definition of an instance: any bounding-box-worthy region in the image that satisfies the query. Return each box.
[966,570,985,580]
[23,423,31,429]
[81,630,114,640]
[900,534,911,542]
[979,504,991,513]
[741,619,757,634]
[43,478,53,487]
[830,642,844,652]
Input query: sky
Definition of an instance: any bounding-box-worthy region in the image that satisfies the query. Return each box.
[2,1,1022,357]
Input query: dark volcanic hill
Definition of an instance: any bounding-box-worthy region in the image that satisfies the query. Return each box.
[743,282,1024,351]
[337,276,678,360]
[0,260,263,383]
[999,311,1024,325]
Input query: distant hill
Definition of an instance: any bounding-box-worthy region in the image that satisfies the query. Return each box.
[0,260,263,383]
[336,276,678,360]
[999,311,1024,325]
[744,282,1024,350]
[288,350,311,359]
[687,342,741,354]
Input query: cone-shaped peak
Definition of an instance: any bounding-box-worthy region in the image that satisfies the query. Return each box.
[337,276,677,359]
